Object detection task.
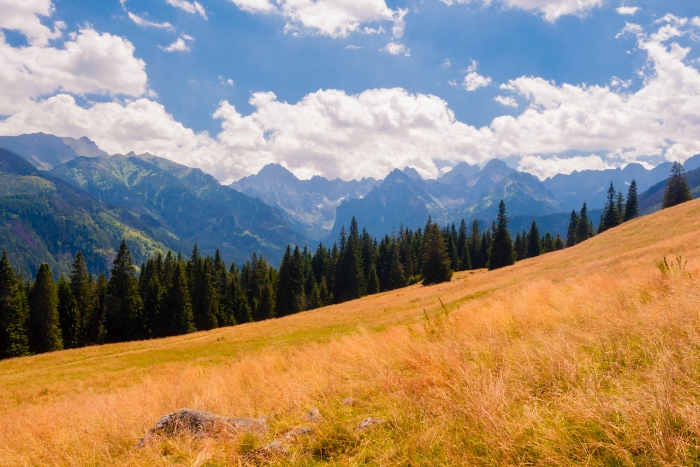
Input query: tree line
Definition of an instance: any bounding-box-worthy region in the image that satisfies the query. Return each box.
[0,163,693,359]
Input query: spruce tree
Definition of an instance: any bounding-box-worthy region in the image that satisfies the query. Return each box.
[542,232,554,253]
[566,210,579,247]
[0,252,30,358]
[334,218,365,302]
[662,162,692,209]
[228,264,251,324]
[275,246,305,317]
[514,232,525,261]
[70,252,95,346]
[57,276,81,348]
[624,179,639,221]
[105,240,143,342]
[28,263,63,354]
[457,219,469,270]
[366,264,380,295]
[469,220,483,269]
[616,191,625,224]
[575,203,594,244]
[488,201,516,270]
[420,223,452,285]
[165,261,195,336]
[526,220,541,258]
[88,273,107,345]
[388,243,406,289]
[600,182,619,232]
[554,233,565,250]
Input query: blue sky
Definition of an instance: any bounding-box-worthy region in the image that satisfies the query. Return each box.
[1,0,700,182]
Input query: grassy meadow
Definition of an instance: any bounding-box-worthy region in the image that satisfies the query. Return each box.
[2,199,700,466]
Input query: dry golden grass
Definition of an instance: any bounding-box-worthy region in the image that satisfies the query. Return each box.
[2,200,700,466]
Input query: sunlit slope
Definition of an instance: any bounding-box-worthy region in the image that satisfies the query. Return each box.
[2,199,700,466]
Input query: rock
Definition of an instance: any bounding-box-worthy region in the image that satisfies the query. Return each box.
[357,417,385,431]
[135,408,268,449]
[304,407,323,423]
[282,425,313,442]
[341,397,356,406]
[242,440,288,461]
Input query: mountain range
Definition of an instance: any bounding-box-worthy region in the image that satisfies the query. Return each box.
[2,132,699,275]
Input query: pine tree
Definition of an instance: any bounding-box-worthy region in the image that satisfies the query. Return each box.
[28,263,63,354]
[308,282,323,309]
[526,220,541,258]
[334,218,365,302]
[89,272,107,345]
[600,182,620,233]
[616,191,625,224]
[489,201,516,270]
[542,232,554,253]
[165,261,195,336]
[0,252,30,358]
[624,179,639,221]
[554,233,565,250]
[457,219,469,270]
[105,240,143,342]
[57,276,80,349]
[388,243,406,289]
[70,252,94,346]
[366,264,380,295]
[662,162,692,209]
[566,210,579,247]
[575,203,594,244]
[228,264,251,324]
[275,246,305,317]
[420,223,452,285]
[469,220,483,269]
[514,232,525,261]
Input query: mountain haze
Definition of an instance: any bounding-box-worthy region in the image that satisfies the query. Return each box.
[0,133,107,170]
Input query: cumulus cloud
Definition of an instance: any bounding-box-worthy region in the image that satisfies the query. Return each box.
[228,0,405,39]
[462,61,491,91]
[166,0,207,19]
[518,155,614,179]
[616,6,640,16]
[160,34,194,52]
[495,95,518,107]
[440,0,602,22]
[0,0,65,45]
[382,42,410,57]
[127,11,174,29]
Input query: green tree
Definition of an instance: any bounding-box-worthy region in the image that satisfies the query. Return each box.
[421,222,452,285]
[70,252,95,346]
[0,252,30,358]
[488,201,516,270]
[526,220,541,258]
[600,182,620,233]
[366,264,380,295]
[554,233,565,250]
[57,276,80,349]
[575,203,594,244]
[275,246,305,317]
[28,263,63,354]
[164,261,195,336]
[228,264,252,324]
[334,218,365,302]
[624,179,639,221]
[662,162,692,209]
[542,232,554,253]
[566,210,579,247]
[105,240,143,342]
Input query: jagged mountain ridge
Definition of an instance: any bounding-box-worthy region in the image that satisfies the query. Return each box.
[0,133,107,170]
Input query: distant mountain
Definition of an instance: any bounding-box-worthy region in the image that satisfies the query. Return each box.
[50,153,303,265]
[0,133,107,170]
[638,165,700,214]
[231,163,379,240]
[439,161,482,184]
[0,148,172,278]
[329,161,563,241]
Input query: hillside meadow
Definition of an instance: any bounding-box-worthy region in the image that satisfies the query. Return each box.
[2,200,700,466]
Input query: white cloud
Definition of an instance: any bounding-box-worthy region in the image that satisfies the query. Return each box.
[615,22,643,39]
[228,0,405,39]
[610,76,632,88]
[160,34,194,52]
[442,59,451,68]
[0,27,148,114]
[219,76,235,86]
[0,0,64,45]
[382,42,410,57]
[440,0,602,22]
[448,79,458,87]
[616,6,640,16]
[462,61,491,91]
[517,155,614,179]
[495,96,518,107]
[127,11,174,29]
[345,44,363,49]
[165,0,207,19]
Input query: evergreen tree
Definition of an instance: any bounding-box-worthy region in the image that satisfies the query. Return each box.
[421,222,452,285]
[105,240,143,342]
[57,276,80,348]
[28,263,63,353]
[514,232,525,261]
[624,179,639,221]
[228,264,251,324]
[542,232,554,253]
[575,203,594,244]
[308,282,323,309]
[457,219,469,270]
[275,246,305,317]
[526,220,541,258]
[334,218,365,302]
[469,220,483,269]
[88,273,107,345]
[366,264,380,295]
[388,242,406,289]
[566,210,579,247]
[0,252,30,358]
[616,191,625,224]
[165,261,195,336]
[70,252,95,345]
[554,233,565,250]
[600,183,620,232]
[488,201,516,270]
[141,270,163,337]
[662,162,693,209]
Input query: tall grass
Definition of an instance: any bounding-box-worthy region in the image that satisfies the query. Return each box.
[2,200,700,466]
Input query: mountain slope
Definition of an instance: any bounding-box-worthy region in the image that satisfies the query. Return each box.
[231,163,379,240]
[0,133,107,170]
[638,165,700,214]
[50,154,304,264]
[0,148,172,278]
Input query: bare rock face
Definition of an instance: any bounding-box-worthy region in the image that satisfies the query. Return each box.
[304,407,323,423]
[357,417,385,431]
[135,408,268,449]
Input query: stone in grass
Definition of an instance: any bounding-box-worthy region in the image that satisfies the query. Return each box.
[357,417,385,431]
[304,407,323,423]
[242,440,288,461]
[282,425,313,442]
[341,397,357,406]
[135,408,269,449]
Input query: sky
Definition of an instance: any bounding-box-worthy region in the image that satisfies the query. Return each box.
[0,0,699,183]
